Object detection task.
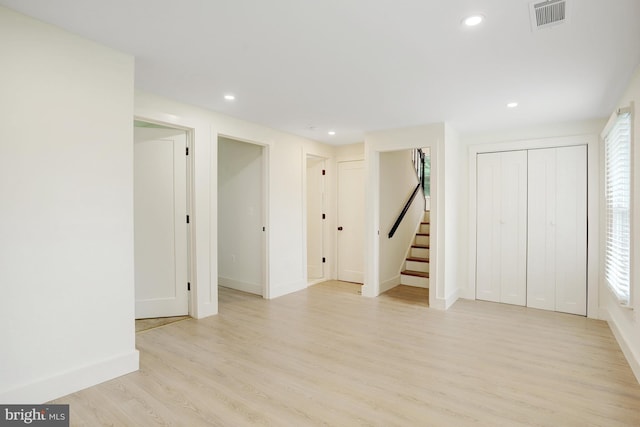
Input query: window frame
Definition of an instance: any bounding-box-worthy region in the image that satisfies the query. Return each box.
[602,106,634,307]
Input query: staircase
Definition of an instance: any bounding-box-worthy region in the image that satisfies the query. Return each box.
[400,211,430,288]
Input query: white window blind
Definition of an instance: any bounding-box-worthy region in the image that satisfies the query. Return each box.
[604,110,631,305]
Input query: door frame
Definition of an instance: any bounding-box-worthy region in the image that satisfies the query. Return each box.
[217,134,270,300]
[467,135,599,318]
[134,116,195,317]
[364,136,439,309]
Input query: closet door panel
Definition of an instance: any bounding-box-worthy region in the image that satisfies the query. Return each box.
[499,151,528,306]
[527,149,557,311]
[476,151,527,306]
[527,146,587,315]
[555,146,587,315]
[476,153,501,302]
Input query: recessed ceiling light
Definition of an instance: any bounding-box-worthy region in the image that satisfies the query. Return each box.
[507,102,519,108]
[463,15,484,27]
[328,131,336,136]
[224,94,235,101]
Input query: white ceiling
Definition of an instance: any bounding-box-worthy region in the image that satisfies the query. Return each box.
[2,0,639,144]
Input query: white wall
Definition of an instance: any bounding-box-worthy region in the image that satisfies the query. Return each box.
[601,65,640,382]
[135,91,335,309]
[218,137,264,295]
[463,120,607,146]
[0,6,138,403]
[379,150,422,292]
[440,125,466,308]
[336,143,365,161]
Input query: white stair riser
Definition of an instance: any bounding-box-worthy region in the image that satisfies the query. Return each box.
[400,274,429,288]
[419,224,430,234]
[411,247,429,258]
[406,260,429,272]
[424,211,430,222]
[415,235,430,246]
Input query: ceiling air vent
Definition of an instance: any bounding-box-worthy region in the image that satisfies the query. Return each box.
[530,0,567,30]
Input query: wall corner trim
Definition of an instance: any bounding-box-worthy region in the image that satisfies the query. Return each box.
[431,288,460,311]
[380,275,401,294]
[268,280,307,299]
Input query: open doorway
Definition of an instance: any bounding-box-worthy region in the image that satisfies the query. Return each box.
[364,139,436,309]
[133,120,193,324]
[377,149,430,304]
[217,136,267,301]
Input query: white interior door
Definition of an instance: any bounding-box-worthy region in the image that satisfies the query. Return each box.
[134,126,188,319]
[476,151,528,306]
[337,160,365,283]
[528,146,587,315]
[307,157,325,281]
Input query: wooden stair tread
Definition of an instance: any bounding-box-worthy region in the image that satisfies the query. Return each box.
[401,270,430,278]
[406,256,429,263]
[411,244,429,249]
[416,233,430,236]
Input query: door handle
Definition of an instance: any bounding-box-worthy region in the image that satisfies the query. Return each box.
[338,226,343,231]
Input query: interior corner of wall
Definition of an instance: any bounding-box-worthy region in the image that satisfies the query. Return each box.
[430,297,447,310]
[445,288,460,309]
[380,275,400,294]
[606,309,640,384]
[458,287,475,300]
[268,280,306,299]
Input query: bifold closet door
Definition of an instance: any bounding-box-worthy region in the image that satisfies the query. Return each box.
[476,151,528,306]
[527,146,587,315]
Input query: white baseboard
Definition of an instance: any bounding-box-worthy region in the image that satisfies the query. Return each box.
[602,308,640,384]
[0,350,139,404]
[193,300,217,319]
[598,307,610,321]
[457,287,475,300]
[431,288,460,310]
[380,275,400,294]
[268,280,306,299]
[218,277,262,296]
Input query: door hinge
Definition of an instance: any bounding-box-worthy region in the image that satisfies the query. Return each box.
[186,147,189,155]
[186,214,190,224]
[187,282,191,291]
[322,213,326,219]
[322,257,326,263]
[322,169,326,175]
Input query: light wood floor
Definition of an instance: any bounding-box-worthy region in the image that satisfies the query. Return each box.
[53,281,640,426]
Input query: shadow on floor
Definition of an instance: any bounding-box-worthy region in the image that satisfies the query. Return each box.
[380,285,429,307]
[135,315,190,333]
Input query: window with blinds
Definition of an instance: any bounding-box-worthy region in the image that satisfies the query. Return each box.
[604,110,632,305]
